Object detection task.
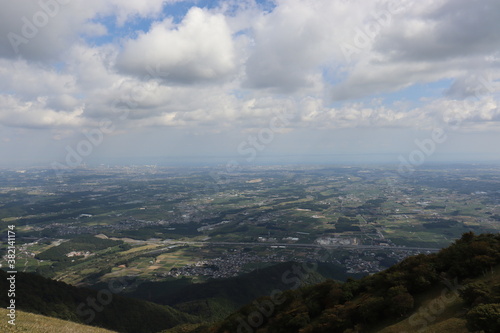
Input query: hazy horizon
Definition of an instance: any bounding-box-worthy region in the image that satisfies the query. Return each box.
[3,155,500,170]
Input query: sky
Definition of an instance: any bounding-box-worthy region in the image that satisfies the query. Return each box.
[0,0,499,168]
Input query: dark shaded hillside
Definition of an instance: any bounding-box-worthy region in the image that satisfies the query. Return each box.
[0,269,197,333]
[172,232,500,333]
[122,262,364,321]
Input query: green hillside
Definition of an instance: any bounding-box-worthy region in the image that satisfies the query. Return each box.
[0,269,198,333]
[174,232,500,333]
[378,262,500,333]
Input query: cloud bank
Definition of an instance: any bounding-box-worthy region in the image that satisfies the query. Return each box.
[0,0,499,165]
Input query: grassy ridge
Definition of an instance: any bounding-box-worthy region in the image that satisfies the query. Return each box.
[0,308,117,333]
[0,269,198,333]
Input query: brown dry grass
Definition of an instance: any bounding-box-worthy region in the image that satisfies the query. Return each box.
[0,308,116,333]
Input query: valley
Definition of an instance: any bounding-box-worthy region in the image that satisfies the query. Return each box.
[1,164,499,286]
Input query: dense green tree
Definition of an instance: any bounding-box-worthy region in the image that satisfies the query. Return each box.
[459,282,491,306]
[385,285,414,316]
[357,296,385,324]
[466,303,500,333]
[390,293,414,317]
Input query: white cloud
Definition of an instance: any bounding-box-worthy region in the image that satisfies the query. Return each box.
[243,0,339,91]
[0,58,77,98]
[330,0,500,100]
[374,0,500,62]
[117,7,236,84]
[0,94,85,128]
[0,0,167,61]
[106,0,166,26]
[0,0,500,165]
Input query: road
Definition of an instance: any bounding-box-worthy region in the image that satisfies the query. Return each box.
[145,240,441,255]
